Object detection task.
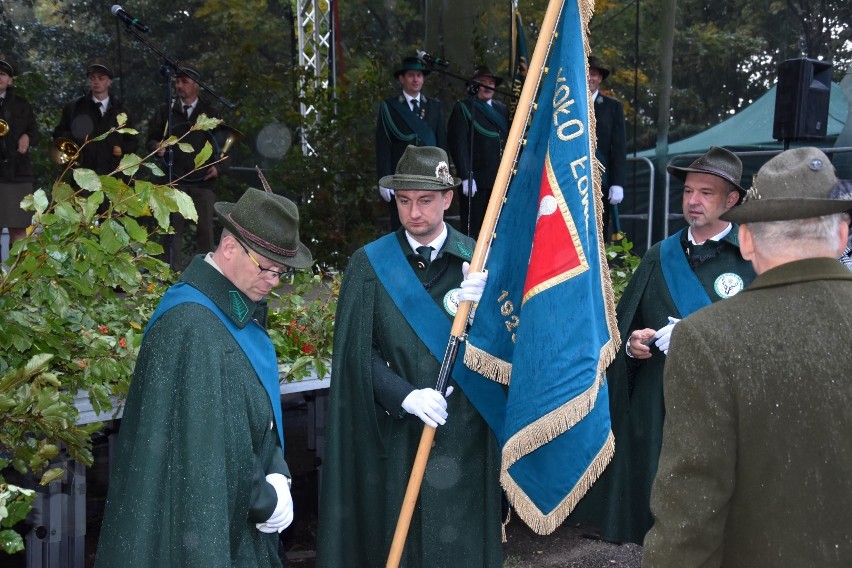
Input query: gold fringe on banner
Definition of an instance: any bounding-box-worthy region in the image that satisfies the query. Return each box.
[502,429,614,535]
[463,341,512,385]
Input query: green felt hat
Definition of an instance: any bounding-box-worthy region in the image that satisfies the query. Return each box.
[721,147,849,223]
[394,56,430,78]
[587,56,610,80]
[379,145,460,191]
[215,187,313,269]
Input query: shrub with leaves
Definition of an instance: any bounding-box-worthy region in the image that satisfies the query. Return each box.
[606,235,642,303]
[267,270,340,382]
[0,114,217,552]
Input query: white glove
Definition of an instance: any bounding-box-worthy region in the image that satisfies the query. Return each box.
[653,317,681,356]
[459,261,488,303]
[256,473,293,534]
[608,185,624,205]
[402,388,450,428]
[462,178,478,197]
[379,185,395,202]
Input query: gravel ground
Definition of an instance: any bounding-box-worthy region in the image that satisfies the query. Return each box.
[282,394,643,568]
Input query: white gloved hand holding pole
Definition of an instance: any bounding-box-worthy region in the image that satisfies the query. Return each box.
[462,178,478,197]
[653,316,681,355]
[608,185,624,205]
[401,387,453,428]
[379,185,395,202]
[459,261,488,304]
[256,473,294,534]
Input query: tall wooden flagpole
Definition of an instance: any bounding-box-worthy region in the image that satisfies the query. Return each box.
[385,0,567,565]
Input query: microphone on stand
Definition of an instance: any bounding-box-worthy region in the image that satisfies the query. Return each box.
[111,5,150,33]
[417,50,451,68]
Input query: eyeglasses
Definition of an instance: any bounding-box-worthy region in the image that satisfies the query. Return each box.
[239,243,293,280]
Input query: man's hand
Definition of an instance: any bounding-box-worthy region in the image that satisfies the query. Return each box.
[462,178,478,197]
[379,185,395,202]
[256,473,293,534]
[459,261,487,303]
[402,388,451,428]
[203,165,220,181]
[17,133,30,154]
[653,317,681,356]
[626,328,656,359]
[608,185,624,205]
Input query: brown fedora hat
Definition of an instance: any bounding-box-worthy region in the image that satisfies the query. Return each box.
[721,147,849,224]
[215,188,313,269]
[668,146,747,202]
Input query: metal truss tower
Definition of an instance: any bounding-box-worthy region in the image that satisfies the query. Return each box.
[296,0,337,155]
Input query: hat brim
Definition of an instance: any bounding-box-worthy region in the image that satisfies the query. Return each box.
[379,173,460,192]
[395,68,431,78]
[87,64,113,79]
[667,164,747,198]
[474,75,504,87]
[590,66,610,80]
[0,59,15,76]
[214,202,314,269]
[720,198,852,224]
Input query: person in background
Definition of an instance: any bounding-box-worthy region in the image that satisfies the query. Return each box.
[0,55,39,253]
[376,55,447,231]
[447,65,509,239]
[147,64,229,269]
[573,146,755,545]
[644,146,852,567]
[829,179,852,270]
[588,55,626,239]
[96,186,312,568]
[53,59,137,177]
[317,146,500,568]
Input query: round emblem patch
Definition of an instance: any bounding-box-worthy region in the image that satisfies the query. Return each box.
[714,273,745,299]
[443,288,462,316]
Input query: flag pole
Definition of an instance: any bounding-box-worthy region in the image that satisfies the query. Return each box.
[385,0,566,565]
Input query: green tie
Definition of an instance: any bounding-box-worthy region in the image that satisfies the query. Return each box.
[416,245,433,267]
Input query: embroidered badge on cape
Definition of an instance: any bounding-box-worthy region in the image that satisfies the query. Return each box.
[455,241,473,259]
[714,273,745,299]
[443,288,462,316]
[229,290,250,322]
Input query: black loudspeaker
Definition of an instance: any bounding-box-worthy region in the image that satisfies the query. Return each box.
[773,58,833,141]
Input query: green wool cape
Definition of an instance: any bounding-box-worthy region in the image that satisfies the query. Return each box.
[95,257,289,568]
[316,227,502,568]
[571,228,755,545]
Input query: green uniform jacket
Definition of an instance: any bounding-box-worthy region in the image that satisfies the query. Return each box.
[96,257,289,568]
[447,97,509,238]
[571,228,755,544]
[644,258,852,567]
[317,226,502,568]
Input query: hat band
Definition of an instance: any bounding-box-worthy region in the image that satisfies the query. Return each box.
[227,213,298,258]
[392,174,452,186]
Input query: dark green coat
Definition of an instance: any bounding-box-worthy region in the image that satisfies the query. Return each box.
[644,258,852,567]
[96,257,289,568]
[317,226,502,568]
[572,228,755,544]
[447,97,509,238]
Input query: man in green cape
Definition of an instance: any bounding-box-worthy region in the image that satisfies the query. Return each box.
[317,146,501,567]
[96,187,312,567]
[574,147,755,544]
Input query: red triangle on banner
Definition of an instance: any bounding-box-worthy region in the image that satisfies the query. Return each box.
[523,162,589,301]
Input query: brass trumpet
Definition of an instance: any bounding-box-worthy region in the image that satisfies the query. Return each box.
[49,138,80,166]
[219,124,243,157]
[0,119,9,136]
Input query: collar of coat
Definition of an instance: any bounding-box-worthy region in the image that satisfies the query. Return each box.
[179,256,268,328]
[748,256,852,291]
